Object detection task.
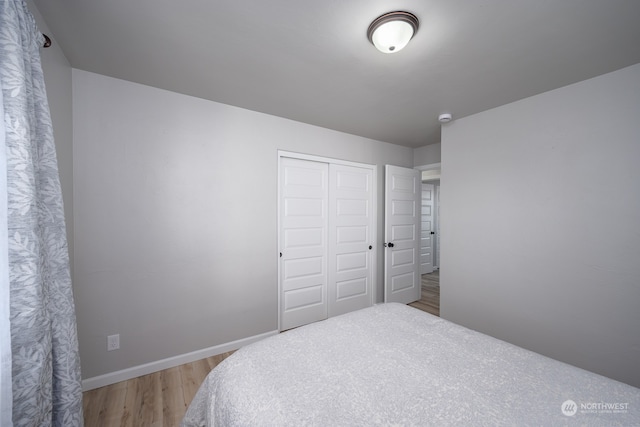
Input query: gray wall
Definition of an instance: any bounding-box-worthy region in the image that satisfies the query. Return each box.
[72,70,413,379]
[440,63,640,387]
[414,142,441,167]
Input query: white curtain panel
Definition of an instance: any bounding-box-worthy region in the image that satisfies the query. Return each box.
[0,1,83,425]
[1,77,14,427]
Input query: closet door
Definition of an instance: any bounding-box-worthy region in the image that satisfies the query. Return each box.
[328,164,374,317]
[279,158,328,330]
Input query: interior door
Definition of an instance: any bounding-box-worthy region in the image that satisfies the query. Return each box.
[435,184,441,269]
[328,164,374,317]
[279,157,328,330]
[420,183,434,274]
[384,165,421,304]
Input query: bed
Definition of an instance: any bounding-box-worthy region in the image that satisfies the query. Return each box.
[181,303,640,426]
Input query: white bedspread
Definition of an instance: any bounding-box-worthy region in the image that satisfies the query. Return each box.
[182,303,640,426]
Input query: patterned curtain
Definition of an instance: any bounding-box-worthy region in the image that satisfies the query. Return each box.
[0,1,83,426]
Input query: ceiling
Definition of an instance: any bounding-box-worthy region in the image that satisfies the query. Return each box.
[32,0,640,148]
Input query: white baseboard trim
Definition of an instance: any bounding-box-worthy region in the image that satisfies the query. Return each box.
[81,329,279,391]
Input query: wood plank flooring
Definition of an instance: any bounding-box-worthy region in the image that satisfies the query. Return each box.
[82,352,235,426]
[409,270,440,316]
[82,271,440,426]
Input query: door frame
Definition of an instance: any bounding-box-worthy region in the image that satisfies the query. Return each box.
[277,150,377,331]
[415,162,441,174]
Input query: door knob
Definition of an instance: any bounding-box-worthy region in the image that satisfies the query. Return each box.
[430,231,435,235]
[388,242,395,248]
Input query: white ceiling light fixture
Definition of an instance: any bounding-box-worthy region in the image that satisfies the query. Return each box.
[367,11,419,54]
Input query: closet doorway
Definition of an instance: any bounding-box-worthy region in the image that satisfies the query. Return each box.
[278,152,377,330]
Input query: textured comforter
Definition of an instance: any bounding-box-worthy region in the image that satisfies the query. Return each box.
[182,303,640,426]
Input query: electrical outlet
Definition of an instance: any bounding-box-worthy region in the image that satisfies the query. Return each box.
[107,334,120,351]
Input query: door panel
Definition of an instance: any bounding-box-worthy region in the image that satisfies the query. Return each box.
[328,164,373,317]
[336,278,367,299]
[384,165,421,304]
[391,272,415,292]
[391,224,415,241]
[280,157,328,330]
[392,248,415,266]
[284,285,324,311]
[421,183,434,274]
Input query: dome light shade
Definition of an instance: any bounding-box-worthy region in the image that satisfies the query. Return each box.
[367,11,419,54]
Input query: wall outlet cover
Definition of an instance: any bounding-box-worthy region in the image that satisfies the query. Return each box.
[107,334,120,351]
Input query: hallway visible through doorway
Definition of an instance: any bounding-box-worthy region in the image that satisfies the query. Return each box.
[409,271,440,316]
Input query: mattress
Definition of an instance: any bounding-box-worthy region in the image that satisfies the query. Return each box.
[182,303,640,426]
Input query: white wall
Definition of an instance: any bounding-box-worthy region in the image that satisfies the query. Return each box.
[441,63,640,387]
[72,70,413,380]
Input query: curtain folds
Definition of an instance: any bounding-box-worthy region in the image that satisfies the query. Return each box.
[1,1,83,426]
[1,75,14,427]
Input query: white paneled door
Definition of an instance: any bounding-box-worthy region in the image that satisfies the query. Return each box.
[384,165,421,304]
[328,164,374,317]
[435,184,441,269]
[420,183,435,274]
[279,157,329,330]
[279,154,375,330]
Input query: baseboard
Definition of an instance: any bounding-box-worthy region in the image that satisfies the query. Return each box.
[81,329,279,391]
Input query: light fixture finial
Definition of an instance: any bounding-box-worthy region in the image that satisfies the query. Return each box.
[367,11,419,54]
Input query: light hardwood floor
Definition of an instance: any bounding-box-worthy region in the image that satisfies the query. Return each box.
[409,269,440,316]
[82,352,235,426]
[82,271,440,426]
